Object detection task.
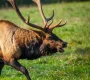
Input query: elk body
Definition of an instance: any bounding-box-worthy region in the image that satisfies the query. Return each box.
[0,0,67,80]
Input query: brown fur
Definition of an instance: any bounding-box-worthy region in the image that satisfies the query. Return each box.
[0,20,67,80]
[0,20,44,61]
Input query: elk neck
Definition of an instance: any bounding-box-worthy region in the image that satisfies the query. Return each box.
[13,26,45,60]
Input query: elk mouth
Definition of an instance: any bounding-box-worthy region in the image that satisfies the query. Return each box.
[57,42,67,52]
[57,48,64,52]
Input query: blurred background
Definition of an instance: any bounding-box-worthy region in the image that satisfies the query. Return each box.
[0,0,90,8]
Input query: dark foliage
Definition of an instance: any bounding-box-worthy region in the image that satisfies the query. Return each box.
[0,0,89,8]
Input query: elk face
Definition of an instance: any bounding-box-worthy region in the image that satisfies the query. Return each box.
[45,33,67,52]
[40,32,67,55]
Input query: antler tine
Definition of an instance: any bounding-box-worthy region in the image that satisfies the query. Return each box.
[33,0,54,27]
[7,0,44,30]
[49,20,67,30]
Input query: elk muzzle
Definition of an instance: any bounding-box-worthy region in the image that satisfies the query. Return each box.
[57,42,67,52]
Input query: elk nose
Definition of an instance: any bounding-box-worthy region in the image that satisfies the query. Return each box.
[63,42,67,48]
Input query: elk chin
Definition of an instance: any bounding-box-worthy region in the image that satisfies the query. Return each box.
[57,48,64,52]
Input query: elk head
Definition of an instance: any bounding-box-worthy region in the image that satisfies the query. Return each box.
[8,0,67,56]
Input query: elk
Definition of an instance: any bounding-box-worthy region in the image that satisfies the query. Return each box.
[0,0,67,80]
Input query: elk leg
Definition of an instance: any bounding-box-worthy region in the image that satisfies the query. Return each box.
[0,60,4,75]
[7,58,31,80]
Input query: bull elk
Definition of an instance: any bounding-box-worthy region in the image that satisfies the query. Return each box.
[0,0,67,80]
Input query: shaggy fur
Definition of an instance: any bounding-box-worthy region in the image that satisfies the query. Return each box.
[0,20,67,80]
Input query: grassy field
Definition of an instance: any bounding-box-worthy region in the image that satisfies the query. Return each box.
[0,1,90,80]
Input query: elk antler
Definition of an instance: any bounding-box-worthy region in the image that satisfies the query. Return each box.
[8,0,66,32]
[49,20,67,30]
[32,0,66,30]
[7,0,44,30]
[32,0,54,28]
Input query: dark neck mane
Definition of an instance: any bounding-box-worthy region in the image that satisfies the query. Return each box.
[14,28,44,60]
[20,41,42,60]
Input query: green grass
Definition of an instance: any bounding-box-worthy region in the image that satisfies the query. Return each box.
[0,1,90,80]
